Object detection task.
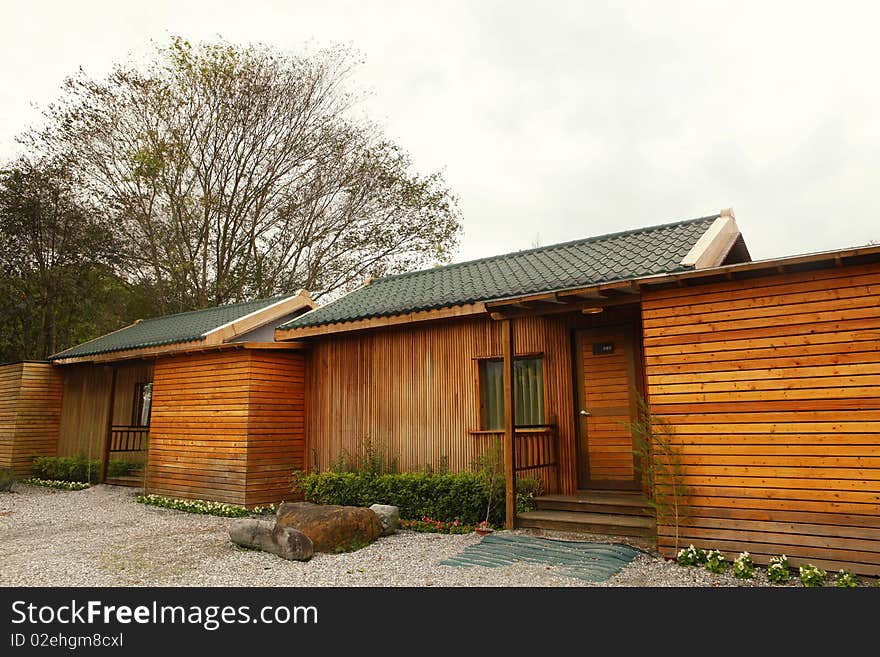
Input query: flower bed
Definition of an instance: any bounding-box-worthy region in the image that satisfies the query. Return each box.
[21,478,91,491]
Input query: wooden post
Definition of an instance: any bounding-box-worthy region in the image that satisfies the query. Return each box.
[99,367,118,484]
[502,319,516,529]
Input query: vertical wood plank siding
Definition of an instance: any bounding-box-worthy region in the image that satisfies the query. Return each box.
[0,363,63,474]
[305,307,641,495]
[146,350,306,506]
[642,262,880,575]
[57,362,152,459]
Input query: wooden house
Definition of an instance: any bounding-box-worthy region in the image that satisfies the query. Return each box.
[0,291,314,506]
[272,209,880,575]
[2,208,879,575]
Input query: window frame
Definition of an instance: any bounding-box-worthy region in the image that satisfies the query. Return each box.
[475,353,548,431]
[131,381,153,428]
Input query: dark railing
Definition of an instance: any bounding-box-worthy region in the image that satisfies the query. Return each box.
[470,425,559,493]
[109,426,149,453]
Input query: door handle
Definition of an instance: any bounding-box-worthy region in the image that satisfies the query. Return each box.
[579,410,591,417]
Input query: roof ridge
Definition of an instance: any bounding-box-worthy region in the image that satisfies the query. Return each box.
[135,293,292,325]
[372,213,720,285]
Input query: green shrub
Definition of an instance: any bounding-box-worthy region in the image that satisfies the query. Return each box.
[836,570,859,588]
[0,468,14,492]
[732,552,755,579]
[329,438,399,475]
[31,455,101,483]
[705,549,727,574]
[799,564,827,587]
[676,544,708,566]
[22,477,91,491]
[768,555,791,584]
[291,470,541,526]
[106,459,142,478]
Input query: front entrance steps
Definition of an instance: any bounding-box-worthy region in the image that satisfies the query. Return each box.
[517,489,656,539]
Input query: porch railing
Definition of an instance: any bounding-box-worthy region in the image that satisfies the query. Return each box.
[470,425,559,493]
[108,425,149,453]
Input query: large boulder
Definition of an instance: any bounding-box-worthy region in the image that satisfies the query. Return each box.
[229,519,314,561]
[369,504,400,536]
[276,502,382,553]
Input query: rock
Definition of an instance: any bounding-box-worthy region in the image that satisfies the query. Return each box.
[369,504,399,535]
[276,502,382,553]
[228,519,314,561]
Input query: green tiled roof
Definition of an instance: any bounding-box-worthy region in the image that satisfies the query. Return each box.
[281,214,720,330]
[50,295,290,360]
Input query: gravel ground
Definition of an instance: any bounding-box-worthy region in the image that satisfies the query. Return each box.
[0,484,863,587]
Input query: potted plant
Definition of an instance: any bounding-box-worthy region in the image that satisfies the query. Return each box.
[475,520,493,536]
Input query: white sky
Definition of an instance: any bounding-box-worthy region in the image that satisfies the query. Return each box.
[2,0,879,263]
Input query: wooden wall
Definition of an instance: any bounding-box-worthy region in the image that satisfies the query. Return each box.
[305,306,641,495]
[0,362,63,474]
[146,349,305,506]
[57,361,151,459]
[642,261,880,575]
[245,352,306,506]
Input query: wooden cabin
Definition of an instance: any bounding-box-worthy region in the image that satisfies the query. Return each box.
[2,208,879,575]
[0,291,314,506]
[272,209,880,576]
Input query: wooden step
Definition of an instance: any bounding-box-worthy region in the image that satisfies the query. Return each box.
[517,510,657,538]
[536,493,652,516]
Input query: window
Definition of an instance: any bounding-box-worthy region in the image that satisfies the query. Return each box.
[132,382,153,427]
[479,357,545,430]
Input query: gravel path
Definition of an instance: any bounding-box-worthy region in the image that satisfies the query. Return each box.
[0,484,844,587]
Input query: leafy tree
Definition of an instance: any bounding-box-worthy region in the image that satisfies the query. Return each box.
[33,37,461,312]
[0,159,129,361]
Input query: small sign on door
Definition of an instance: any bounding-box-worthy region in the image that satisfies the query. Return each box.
[592,341,614,355]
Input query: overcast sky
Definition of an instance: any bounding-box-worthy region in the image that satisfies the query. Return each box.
[2,0,878,263]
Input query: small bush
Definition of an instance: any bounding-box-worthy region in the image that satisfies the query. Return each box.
[0,468,14,492]
[107,459,142,478]
[291,470,541,526]
[251,503,278,516]
[705,549,727,574]
[22,477,91,491]
[329,438,399,475]
[31,455,100,483]
[799,564,827,587]
[732,552,755,579]
[836,570,859,588]
[676,544,708,566]
[768,555,791,584]
[137,494,249,517]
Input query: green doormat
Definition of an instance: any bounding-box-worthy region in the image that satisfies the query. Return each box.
[441,533,639,582]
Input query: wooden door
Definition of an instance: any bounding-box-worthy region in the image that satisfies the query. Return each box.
[575,325,640,489]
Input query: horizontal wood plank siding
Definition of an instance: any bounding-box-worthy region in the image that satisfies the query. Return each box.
[0,363,62,474]
[642,262,880,575]
[146,350,306,506]
[147,351,252,504]
[0,363,22,471]
[245,352,306,506]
